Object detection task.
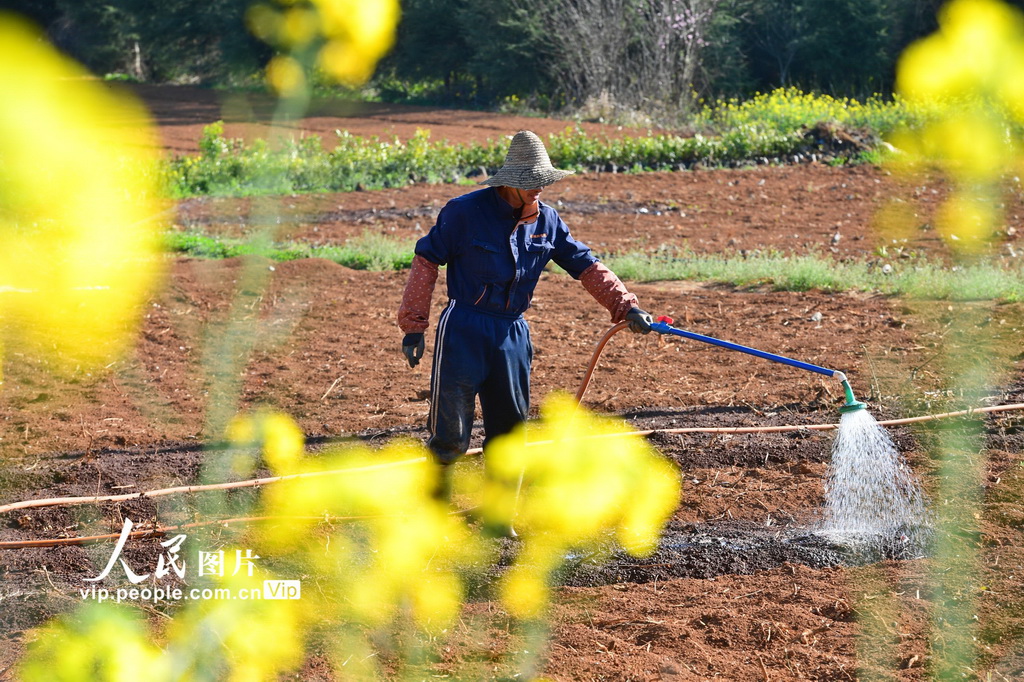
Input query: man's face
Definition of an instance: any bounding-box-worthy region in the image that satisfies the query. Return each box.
[516,186,543,204]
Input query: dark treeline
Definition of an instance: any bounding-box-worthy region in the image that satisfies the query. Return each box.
[7,0,1024,113]
[4,0,269,83]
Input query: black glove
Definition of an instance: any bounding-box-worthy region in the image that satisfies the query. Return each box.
[402,333,425,368]
[625,307,653,334]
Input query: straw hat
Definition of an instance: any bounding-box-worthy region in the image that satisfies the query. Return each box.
[479,130,574,189]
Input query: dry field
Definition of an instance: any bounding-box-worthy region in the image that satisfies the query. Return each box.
[1,84,1023,680]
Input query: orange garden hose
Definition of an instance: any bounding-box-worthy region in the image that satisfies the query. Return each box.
[0,458,427,517]
[2,323,1023,548]
[0,516,381,549]
[574,320,631,403]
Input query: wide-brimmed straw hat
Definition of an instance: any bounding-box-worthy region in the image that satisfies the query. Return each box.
[479,130,574,189]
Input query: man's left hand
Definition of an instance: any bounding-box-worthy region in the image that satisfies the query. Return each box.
[402,333,425,367]
[625,307,653,334]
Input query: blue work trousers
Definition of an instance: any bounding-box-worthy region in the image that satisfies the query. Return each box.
[428,301,531,464]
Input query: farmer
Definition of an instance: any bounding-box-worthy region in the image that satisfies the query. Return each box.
[397,130,653,494]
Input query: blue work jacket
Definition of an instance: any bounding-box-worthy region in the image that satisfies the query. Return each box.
[415,187,598,316]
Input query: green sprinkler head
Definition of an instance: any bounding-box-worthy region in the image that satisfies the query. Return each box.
[838,376,868,414]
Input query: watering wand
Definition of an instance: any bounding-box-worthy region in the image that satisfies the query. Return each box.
[649,317,867,414]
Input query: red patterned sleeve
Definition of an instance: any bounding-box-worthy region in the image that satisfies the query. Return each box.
[579,262,638,323]
[398,255,440,334]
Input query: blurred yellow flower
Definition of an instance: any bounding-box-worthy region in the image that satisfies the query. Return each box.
[898,0,1024,107]
[226,410,305,472]
[501,566,549,619]
[484,393,681,617]
[0,15,165,371]
[258,438,482,635]
[281,6,320,47]
[412,572,464,629]
[891,0,1024,253]
[317,0,399,85]
[873,198,919,244]
[22,397,681,674]
[267,54,307,98]
[19,604,169,681]
[936,192,1001,247]
[165,569,305,681]
[245,3,280,43]
[247,0,399,90]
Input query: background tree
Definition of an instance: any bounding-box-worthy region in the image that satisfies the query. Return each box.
[6,1,128,76]
[13,0,1024,115]
[112,0,267,82]
[788,0,894,96]
[458,0,553,104]
[508,0,635,109]
[696,0,755,97]
[500,0,722,118]
[712,0,1024,98]
[5,0,266,83]
[737,0,810,88]
[389,0,474,98]
[385,0,551,104]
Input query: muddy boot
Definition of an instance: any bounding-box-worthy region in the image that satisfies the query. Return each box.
[482,469,523,539]
[430,461,454,504]
[483,519,518,539]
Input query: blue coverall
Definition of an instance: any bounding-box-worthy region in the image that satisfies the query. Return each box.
[414,186,599,463]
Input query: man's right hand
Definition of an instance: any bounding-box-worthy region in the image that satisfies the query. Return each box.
[402,333,425,368]
[625,307,654,334]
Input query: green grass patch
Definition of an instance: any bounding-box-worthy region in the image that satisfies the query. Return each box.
[603,250,1024,302]
[165,229,1024,302]
[164,230,415,271]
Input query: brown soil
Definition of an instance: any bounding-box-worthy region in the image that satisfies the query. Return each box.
[128,83,652,155]
[2,85,1024,680]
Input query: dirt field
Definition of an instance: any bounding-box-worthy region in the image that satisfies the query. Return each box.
[2,85,1024,679]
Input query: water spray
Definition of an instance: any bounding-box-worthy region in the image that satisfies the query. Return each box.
[647,318,929,556]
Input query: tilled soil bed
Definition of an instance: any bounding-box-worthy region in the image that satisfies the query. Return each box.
[2,87,1024,680]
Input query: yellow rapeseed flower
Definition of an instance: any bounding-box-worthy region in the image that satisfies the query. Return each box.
[19,604,169,681]
[898,0,1024,106]
[257,435,482,634]
[226,410,305,473]
[316,0,399,85]
[891,0,1024,253]
[935,193,1001,247]
[247,0,399,90]
[281,5,320,47]
[484,394,681,618]
[500,566,549,619]
[0,15,165,372]
[267,54,308,99]
[164,569,305,681]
